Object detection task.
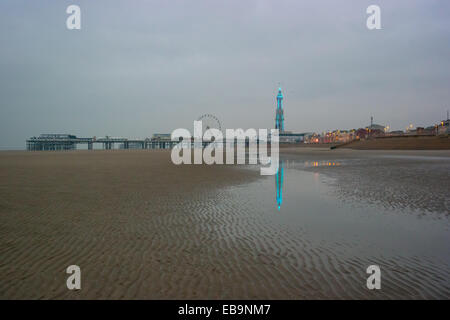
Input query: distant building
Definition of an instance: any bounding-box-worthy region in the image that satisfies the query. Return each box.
[425,126,436,134]
[367,124,385,131]
[438,119,450,134]
[366,116,386,136]
[279,132,304,143]
[390,130,404,136]
[152,133,171,141]
[39,134,77,139]
[356,128,368,139]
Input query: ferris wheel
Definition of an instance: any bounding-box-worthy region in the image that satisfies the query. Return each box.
[197,114,222,136]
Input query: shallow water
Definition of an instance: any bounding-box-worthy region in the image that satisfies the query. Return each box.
[219,156,450,299]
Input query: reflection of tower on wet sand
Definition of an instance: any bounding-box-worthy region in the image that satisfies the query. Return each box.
[275,160,284,210]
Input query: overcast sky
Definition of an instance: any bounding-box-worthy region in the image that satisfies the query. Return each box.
[1,0,449,148]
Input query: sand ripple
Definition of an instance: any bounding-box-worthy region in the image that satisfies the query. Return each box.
[0,150,449,299]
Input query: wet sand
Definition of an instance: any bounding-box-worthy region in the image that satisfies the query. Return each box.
[282,148,450,214]
[296,150,449,214]
[0,150,260,299]
[267,148,449,299]
[0,149,449,299]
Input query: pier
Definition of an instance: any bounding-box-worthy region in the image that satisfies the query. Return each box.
[26,134,248,151]
[26,134,177,151]
[26,131,298,152]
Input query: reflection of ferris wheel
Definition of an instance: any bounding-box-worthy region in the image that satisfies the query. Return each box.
[197,114,222,135]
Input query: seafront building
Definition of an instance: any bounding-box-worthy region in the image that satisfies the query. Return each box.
[438,119,450,134]
[274,87,305,143]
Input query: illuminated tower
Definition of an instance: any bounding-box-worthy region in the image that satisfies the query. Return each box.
[275,87,284,132]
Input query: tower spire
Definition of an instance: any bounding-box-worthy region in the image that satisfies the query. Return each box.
[275,87,284,132]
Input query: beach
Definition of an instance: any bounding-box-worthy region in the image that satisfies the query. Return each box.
[0,149,449,299]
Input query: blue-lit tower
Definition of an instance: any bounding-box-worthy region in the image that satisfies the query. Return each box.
[275,87,284,132]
